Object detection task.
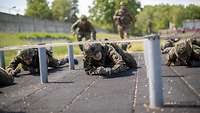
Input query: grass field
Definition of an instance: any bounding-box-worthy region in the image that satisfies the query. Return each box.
[0,32,146,66]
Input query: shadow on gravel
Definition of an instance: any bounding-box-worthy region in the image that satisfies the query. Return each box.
[0,111,26,113]
[164,104,200,108]
[16,66,68,77]
[47,81,74,84]
[0,83,17,88]
[104,68,138,79]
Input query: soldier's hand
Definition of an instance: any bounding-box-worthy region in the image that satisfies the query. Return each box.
[6,68,20,77]
[97,66,112,76]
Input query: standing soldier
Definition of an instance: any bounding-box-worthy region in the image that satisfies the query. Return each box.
[113,2,133,50]
[6,48,78,77]
[71,15,96,51]
[83,42,137,77]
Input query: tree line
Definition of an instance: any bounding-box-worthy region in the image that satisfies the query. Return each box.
[134,4,200,35]
[25,0,200,35]
[25,0,78,22]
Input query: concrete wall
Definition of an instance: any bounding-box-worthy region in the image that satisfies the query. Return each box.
[0,12,70,33]
[183,19,200,29]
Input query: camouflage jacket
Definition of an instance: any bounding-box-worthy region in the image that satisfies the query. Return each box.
[7,48,39,71]
[113,8,133,26]
[83,44,137,76]
[166,38,200,66]
[6,48,54,74]
[71,20,96,33]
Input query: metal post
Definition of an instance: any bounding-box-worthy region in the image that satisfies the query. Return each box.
[0,51,5,69]
[146,34,163,108]
[68,44,75,70]
[144,39,149,67]
[38,48,48,83]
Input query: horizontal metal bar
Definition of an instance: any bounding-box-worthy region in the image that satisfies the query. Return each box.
[0,39,145,51]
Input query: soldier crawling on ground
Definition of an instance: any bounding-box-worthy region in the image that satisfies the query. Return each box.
[165,37,200,67]
[83,42,137,77]
[71,15,96,51]
[161,37,180,54]
[5,48,78,77]
[113,2,134,51]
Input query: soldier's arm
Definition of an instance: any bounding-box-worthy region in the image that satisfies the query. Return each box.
[107,45,128,74]
[7,56,21,70]
[128,11,134,23]
[113,10,120,20]
[83,56,97,75]
[166,47,177,66]
[6,56,22,76]
[71,20,79,32]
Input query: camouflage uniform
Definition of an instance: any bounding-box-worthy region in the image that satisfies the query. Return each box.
[166,38,200,66]
[113,2,133,50]
[83,43,137,77]
[6,48,69,76]
[71,15,96,51]
[0,67,14,86]
[161,37,180,54]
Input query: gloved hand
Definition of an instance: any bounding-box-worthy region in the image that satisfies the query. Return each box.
[96,66,112,76]
[6,68,21,77]
[28,67,38,74]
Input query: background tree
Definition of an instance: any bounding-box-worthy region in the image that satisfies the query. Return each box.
[185,4,200,19]
[51,0,73,21]
[89,0,141,32]
[25,0,52,19]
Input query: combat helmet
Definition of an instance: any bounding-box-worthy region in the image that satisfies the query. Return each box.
[120,1,127,6]
[80,15,87,21]
[84,43,102,57]
[18,48,36,60]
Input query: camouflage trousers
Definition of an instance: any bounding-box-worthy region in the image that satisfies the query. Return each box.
[117,25,131,51]
[77,32,96,51]
[117,25,130,39]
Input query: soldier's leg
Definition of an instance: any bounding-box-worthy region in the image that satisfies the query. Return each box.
[124,27,132,50]
[118,25,124,39]
[85,33,91,41]
[90,32,96,41]
[166,47,177,66]
[124,27,129,39]
[48,55,60,67]
[77,32,84,51]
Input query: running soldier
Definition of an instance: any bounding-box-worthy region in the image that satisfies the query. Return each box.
[83,42,137,77]
[113,2,133,50]
[71,15,96,51]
